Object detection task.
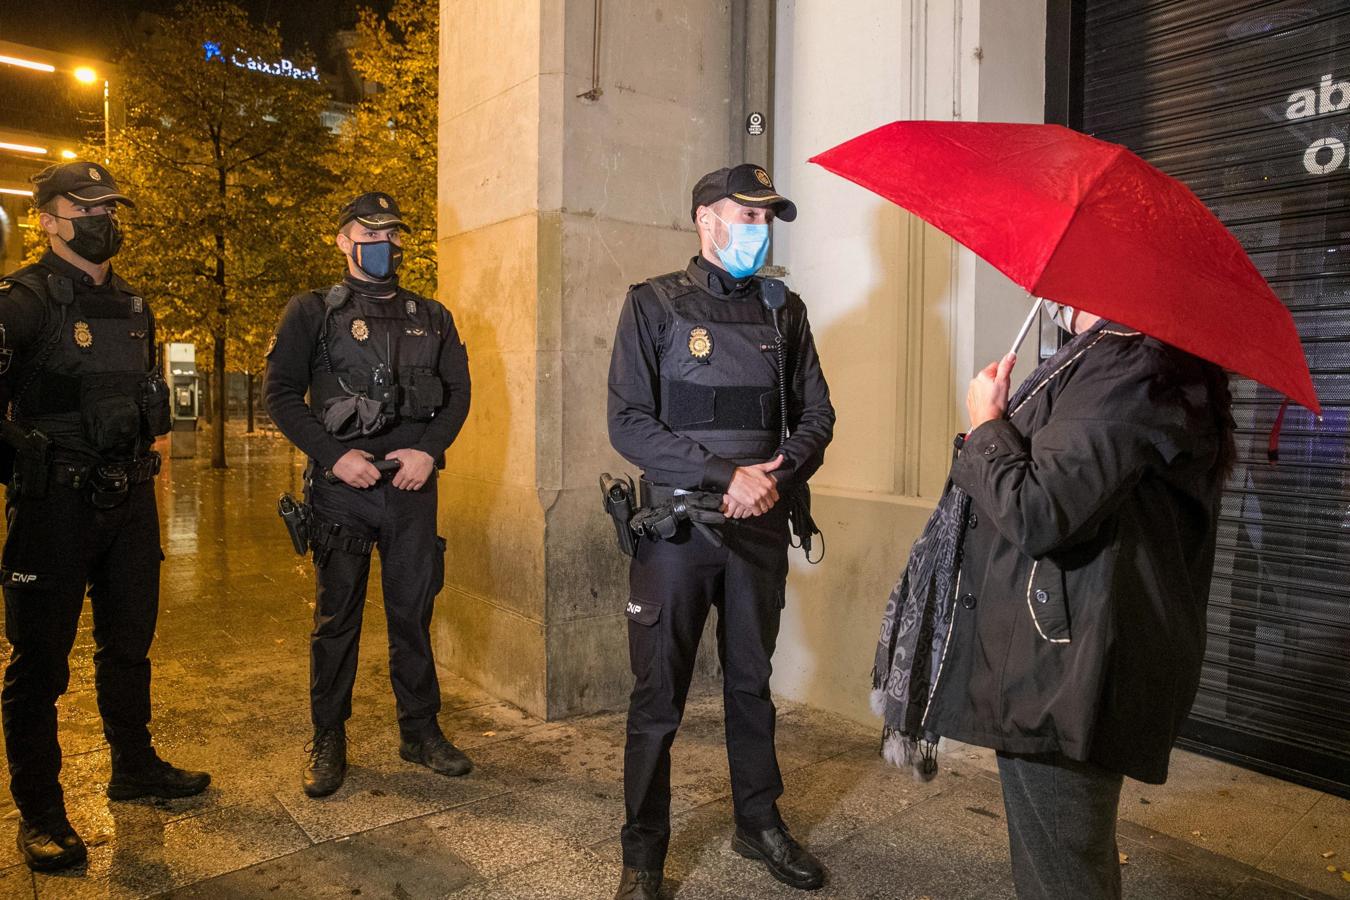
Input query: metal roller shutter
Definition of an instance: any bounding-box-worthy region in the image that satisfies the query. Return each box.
[1081,0,1350,796]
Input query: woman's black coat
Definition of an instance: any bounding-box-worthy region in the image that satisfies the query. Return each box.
[925,326,1225,784]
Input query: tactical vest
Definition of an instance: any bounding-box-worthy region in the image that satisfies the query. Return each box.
[647,270,784,480]
[1,265,169,460]
[308,284,446,427]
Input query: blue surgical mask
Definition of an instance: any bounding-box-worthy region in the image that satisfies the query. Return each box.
[710,212,769,278]
[351,239,403,280]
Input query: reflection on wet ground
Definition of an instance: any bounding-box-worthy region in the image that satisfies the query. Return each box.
[0,429,1345,899]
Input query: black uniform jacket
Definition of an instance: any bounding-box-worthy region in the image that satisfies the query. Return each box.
[607,257,835,491]
[926,326,1225,784]
[264,275,471,471]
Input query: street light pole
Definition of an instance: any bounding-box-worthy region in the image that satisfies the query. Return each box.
[103,78,110,162]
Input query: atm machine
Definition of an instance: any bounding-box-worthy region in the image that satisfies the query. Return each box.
[165,342,199,459]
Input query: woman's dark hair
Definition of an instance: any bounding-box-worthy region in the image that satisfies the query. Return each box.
[1204,363,1238,482]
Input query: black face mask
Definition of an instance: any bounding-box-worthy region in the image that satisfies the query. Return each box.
[56,213,123,264]
[351,239,403,281]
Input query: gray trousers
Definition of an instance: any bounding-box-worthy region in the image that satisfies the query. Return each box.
[996,752,1124,900]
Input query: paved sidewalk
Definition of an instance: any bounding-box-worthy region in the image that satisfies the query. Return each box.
[0,431,1346,899]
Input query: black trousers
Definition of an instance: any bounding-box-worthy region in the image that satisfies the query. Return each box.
[621,505,789,870]
[307,473,445,739]
[997,751,1124,900]
[1,480,161,820]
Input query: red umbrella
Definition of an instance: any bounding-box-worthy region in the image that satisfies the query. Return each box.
[810,121,1320,414]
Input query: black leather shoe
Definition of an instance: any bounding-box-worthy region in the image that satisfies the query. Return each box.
[399,729,472,777]
[732,823,825,890]
[18,815,87,872]
[303,727,348,798]
[108,748,211,801]
[614,866,663,900]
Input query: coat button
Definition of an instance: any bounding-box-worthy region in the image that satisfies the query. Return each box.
[983,444,998,456]
[967,512,979,530]
[1034,589,1049,604]
[960,593,977,610]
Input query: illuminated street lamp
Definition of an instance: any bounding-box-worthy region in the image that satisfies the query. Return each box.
[61,149,77,159]
[71,66,110,161]
[0,187,35,197]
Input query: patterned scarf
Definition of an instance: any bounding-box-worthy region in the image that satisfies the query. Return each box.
[870,321,1110,779]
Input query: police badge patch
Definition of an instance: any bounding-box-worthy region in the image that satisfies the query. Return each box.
[351,319,370,342]
[89,167,102,181]
[74,320,93,349]
[405,299,416,317]
[688,326,713,360]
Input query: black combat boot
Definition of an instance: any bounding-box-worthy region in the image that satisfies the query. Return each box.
[303,726,348,798]
[614,866,663,900]
[732,822,826,890]
[17,811,87,872]
[107,747,211,801]
[399,727,472,777]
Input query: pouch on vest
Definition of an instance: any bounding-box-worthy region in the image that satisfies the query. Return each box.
[81,375,143,456]
[400,367,443,420]
[141,374,172,437]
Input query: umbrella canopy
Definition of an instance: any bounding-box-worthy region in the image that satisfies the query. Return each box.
[810,121,1319,414]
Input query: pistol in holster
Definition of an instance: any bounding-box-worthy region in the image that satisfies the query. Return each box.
[0,421,52,500]
[599,472,638,558]
[278,492,314,555]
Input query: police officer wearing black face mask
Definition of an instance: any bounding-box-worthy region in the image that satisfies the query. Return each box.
[0,161,210,873]
[606,165,835,899]
[264,192,472,798]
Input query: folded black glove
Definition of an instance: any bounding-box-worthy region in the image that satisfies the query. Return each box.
[630,491,726,546]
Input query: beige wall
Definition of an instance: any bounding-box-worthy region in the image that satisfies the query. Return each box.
[770,0,1048,726]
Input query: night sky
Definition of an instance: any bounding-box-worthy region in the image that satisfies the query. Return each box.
[0,0,392,60]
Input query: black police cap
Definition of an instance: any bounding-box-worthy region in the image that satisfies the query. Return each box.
[690,164,796,223]
[31,161,135,208]
[338,192,410,232]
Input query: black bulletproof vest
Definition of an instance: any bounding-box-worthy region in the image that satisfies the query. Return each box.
[648,270,783,476]
[308,285,446,424]
[2,265,163,456]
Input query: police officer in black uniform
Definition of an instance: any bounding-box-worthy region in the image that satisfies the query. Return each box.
[264,192,472,798]
[607,165,835,899]
[0,161,210,872]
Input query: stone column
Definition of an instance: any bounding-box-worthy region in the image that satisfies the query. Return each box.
[437,0,742,718]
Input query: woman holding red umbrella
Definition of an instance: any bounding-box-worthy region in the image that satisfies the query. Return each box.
[814,120,1313,899]
[913,305,1236,897]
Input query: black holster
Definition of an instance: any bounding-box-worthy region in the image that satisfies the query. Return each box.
[1,422,52,500]
[278,492,313,555]
[599,472,638,558]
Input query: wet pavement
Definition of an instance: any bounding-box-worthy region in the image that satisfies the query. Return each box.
[0,428,1346,899]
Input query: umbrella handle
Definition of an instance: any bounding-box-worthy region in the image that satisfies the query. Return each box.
[1009,297,1045,359]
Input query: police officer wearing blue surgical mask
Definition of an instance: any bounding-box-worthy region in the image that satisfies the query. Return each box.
[264,192,472,799]
[606,165,835,899]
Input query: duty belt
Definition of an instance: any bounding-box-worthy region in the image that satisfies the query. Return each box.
[51,453,161,490]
